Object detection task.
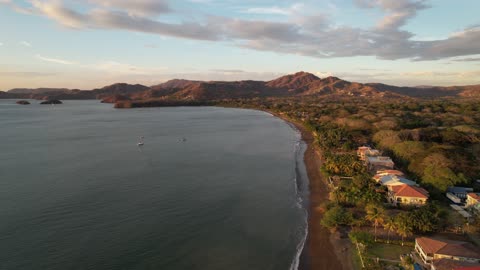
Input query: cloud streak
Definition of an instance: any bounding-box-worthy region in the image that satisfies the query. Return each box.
[36,54,75,65]
[20,41,32,47]
[12,0,480,61]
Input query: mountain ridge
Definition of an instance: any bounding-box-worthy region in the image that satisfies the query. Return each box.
[3,72,480,101]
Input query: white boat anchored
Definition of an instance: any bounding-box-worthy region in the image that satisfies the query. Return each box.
[137,136,144,146]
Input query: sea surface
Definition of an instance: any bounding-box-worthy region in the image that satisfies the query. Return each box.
[0,100,308,270]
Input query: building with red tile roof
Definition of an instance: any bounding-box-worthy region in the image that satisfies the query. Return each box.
[388,184,429,206]
[467,193,480,207]
[431,258,480,270]
[415,237,480,265]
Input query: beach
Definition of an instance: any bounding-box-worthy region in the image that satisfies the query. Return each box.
[273,113,353,270]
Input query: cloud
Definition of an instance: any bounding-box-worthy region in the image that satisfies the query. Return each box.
[1,0,35,14]
[20,41,32,47]
[244,7,291,15]
[0,71,56,77]
[0,42,3,46]
[210,69,245,73]
[452,57,480,62]
[12,0,480,61]
[30,0,219,40]
[85,0,170,17]
[36,54,75,65]
[92,60,166,75]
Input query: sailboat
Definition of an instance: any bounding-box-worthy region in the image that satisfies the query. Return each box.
[137,136,144,146]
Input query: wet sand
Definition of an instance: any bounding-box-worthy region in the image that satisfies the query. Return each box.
[273,113,352,270]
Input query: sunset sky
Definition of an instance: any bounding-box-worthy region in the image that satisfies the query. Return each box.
[1,0,480,90]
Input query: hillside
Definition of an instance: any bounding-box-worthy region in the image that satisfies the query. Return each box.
[2,72,480,102]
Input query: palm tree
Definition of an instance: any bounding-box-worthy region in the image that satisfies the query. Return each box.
[365,204,386,242]
[395,213,413,246]
[383,217,396,244]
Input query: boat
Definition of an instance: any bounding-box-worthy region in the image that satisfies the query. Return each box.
[138,136,144,146]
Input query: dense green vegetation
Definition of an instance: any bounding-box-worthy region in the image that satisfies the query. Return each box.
[220,96,480,191]
[219,96,480,254]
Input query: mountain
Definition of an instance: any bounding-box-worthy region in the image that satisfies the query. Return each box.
[3,83,149,100]
[8,88,73,95]
[266,71,320,92]
[91,83,149,98]
[2,72,480,102]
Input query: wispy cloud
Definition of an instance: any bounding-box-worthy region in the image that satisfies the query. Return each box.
[36,54,74,65]
[92,60,166,75]
[452,57,480,62]
[244,7,291,15]
[0,42,3,46]
[0,71,56,77]
[20,41,31,47]
[7,0,480,61]
[210,69,245,73]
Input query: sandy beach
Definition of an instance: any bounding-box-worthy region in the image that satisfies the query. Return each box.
[273,113,353,270]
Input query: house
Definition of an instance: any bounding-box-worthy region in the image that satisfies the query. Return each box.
[431,258,480,270]
[366,156,394,171]
[415,237,480,265]
[357,146,381,161]
[447,187,474,201]
[376,170,404,176]
[374,174,417,187]
[467,193,480,208]
[388,184,429,206]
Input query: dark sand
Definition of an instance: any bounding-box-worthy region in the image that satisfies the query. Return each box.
[273,113,353,270]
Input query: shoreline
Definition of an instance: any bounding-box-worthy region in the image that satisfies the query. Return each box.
[269,111,352,270]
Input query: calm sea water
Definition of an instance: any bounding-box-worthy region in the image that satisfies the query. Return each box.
[0,100,308,270]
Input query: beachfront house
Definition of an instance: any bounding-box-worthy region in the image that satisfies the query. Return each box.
[388,184,429,206]
[446,187,474,204]
[415,237,480,266]
[467,193,480,208]
[448,187,474,200]
[366,156,394,171]
[357,146,381,161]
[374,174,417,187]
[430,258,480,270]
[376,170,404,176]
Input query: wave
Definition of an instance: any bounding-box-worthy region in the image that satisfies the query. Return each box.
[290,135,309,270]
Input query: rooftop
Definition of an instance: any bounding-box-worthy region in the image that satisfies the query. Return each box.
[391,184,429,199]
[432,258,480,270]
[448,186,474,194]
[416,237,480,259]
[377,175,417,186]
[367,156,394,163]
[468,193,480,201]
[376,170,404,176]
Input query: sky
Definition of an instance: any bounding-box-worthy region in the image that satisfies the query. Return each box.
[1,0,480,90]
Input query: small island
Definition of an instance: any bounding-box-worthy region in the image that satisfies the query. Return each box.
[40,99,63,105]
[16,100,30,105]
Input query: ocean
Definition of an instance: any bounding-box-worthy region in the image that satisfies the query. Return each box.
[0,100,308,270]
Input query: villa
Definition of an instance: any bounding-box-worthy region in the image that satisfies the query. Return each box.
[415,237,480,266]
[388,184,429,206]
[467,193,480,208]
[431,258,480,270]
[366,156,395,171]
[357,146,381,161]
[374,174,418,187]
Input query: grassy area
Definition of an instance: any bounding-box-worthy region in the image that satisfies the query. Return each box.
[367,243,413,261]
[351,245,364,270]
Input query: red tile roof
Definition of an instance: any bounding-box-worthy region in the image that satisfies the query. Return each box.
[468,193,480,201]
[417,237,480,259]
[376,170,404,176]
[391,184,429,199]
[432,259,480,270]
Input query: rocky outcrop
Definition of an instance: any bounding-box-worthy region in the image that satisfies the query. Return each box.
[40,99,62,104]
[100,94,131,103]
[16,100,30,105]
